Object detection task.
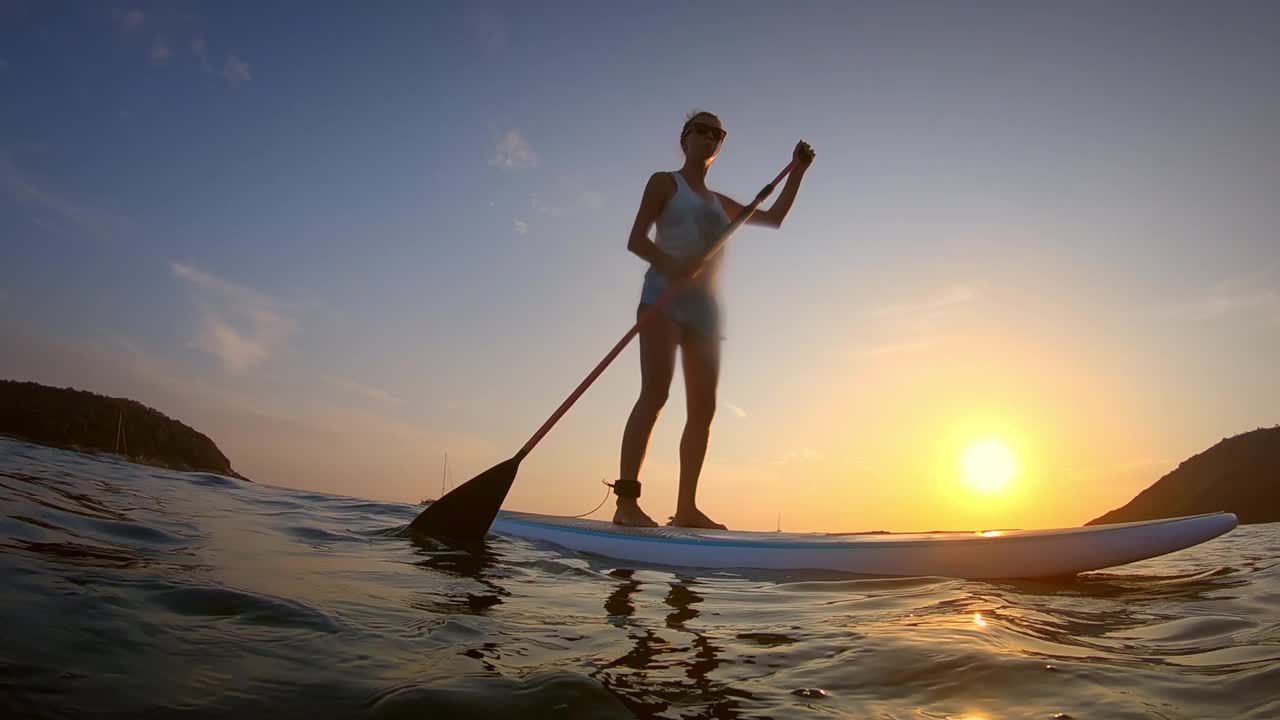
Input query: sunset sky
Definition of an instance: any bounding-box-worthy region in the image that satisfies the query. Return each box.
[3,2,1277,532]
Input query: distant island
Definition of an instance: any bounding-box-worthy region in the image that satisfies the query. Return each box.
[1088,426,1279,526]
[0,379,246,480]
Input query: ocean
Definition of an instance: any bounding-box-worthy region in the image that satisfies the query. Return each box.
[1,436,1276,719]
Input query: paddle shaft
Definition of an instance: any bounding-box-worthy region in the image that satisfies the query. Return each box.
[519,160,799,457]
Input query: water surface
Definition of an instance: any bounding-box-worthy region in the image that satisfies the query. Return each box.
[1,437,1275,719]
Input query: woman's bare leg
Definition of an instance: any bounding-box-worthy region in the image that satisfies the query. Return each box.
[669,329,726,529]
[614,306,680,527]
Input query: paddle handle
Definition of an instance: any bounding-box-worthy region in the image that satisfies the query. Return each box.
[519,160,799,457]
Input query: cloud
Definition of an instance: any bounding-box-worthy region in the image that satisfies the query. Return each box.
[1176,291,1279,321]
[1158,266,1280,325]
[118,9,145,31]
[513,219,529,236]
[322,375,406,405]
[723,401,747,418]
[850,284,978,358]
[491,130,538,170]
[530,195,558,217]
[1,150,95,230]
[0,57,9,71]
[0,324,498,501]
[222,54,251,87]
[867,284,980,320]
[855,338,937,358]
[530,187,606,218]
[191,37,211,72]
[191,37,250,87]
[171,262,296,373]
[113,12,250,87]
[150,38,171,65]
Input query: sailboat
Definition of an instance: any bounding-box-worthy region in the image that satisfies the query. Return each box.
[418,453,450,505]
[114,407,128,458]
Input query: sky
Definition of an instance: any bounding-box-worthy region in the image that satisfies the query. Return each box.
[2,2,1277,533]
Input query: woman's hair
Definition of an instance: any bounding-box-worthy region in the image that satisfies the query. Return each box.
[680,109,723,152]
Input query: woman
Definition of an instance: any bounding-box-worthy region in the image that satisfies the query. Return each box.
[612,110,815,529]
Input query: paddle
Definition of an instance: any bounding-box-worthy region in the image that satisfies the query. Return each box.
[407,158,800,541]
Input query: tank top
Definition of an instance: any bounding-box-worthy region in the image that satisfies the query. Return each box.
[652,171,731,293]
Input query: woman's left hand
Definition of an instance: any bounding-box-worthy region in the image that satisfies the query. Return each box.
[794,140,816,169]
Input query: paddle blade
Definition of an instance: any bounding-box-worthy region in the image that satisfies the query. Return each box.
[407,454,523,541]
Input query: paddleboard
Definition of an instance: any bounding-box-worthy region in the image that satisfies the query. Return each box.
[489,510,1238,579]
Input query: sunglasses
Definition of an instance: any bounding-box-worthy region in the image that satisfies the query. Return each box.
[684,121,727,143]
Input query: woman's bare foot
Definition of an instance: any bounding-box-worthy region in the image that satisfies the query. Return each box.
[613,500,658,527]
[667,508,727,530]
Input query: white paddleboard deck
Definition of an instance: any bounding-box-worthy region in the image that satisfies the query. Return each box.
[490,511,1238,579]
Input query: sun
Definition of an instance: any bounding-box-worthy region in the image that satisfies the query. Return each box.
[961,439,1018,494]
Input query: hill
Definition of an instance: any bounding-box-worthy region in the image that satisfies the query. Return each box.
[1087,426,1280,525]
[0,379,245,479]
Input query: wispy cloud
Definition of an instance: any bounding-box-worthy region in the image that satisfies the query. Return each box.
[114,12,249,88]
[1177,291,1279,321]
[1,150,100,231]
[191,37,211,72]
[150,38,171,65]
[171,262,296,373]
[530,196,559,217]
[723,401,747,418]
[222,54,251,87]
[322,375,406,405]
[491,130,538,170]
[852,283,979,357]
[0,325,497,501]
[103,335,278,421]
[529,188,606,219]
[513,219,529,236]
[867,284,980,320]
[118,9,145,31]
[0,57,9,72]
[1158,265,1280,324]
[191,37,251,87]
[854,338,938,358]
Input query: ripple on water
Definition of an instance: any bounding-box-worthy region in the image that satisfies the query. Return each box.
[148,584,343,633]
[76,515,189,547]
[367,672,633,720]
[1117,613,1262,644]
[185,473,242,489]
[282,525,366,546]
[8,538,145,569]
